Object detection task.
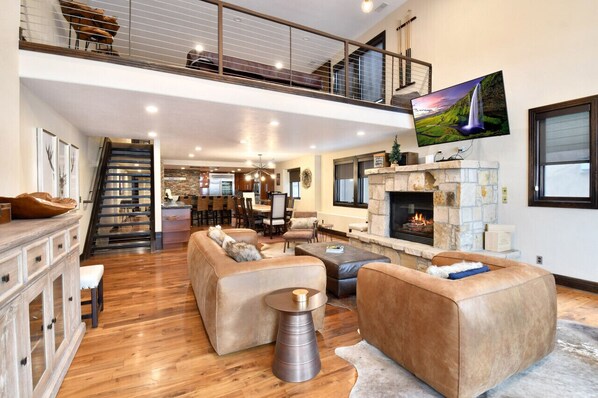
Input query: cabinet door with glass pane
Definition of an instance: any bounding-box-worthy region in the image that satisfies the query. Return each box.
[49,261,68,367]
[0,297,22,398]
[22,275,51,398]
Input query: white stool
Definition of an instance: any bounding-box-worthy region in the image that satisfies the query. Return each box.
[80,264,104,328]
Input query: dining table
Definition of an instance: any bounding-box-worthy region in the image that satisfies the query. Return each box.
[252,204,293,214]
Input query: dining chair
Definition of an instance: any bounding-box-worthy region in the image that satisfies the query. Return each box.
[263,193,287,239]
[285,196,295,224]
[238,197,249,228]
[245,198,263,232]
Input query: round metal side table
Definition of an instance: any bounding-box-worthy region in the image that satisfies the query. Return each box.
[265,287,327,382]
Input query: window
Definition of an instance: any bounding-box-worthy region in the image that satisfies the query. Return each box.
[333,32,385,102]
[334,153,376,208]
[529,95,597,208]
[289,168,301,199]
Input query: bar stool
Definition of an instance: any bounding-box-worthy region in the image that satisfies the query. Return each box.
[212,196,225,225]
[225,196,235,225]
[80,264,104,328]
[196,196,210,225]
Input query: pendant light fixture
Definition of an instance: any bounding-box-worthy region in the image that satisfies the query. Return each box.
[244,154,275,182]
[361,0,374,13]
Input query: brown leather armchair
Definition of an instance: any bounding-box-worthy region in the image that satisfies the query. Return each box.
[357,251,557,398]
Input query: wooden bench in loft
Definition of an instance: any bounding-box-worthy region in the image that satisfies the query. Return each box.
[186,49,323,91]
[59,0,120,55]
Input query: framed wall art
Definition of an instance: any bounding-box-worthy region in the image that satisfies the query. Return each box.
[37,128,57,196]
[69,144,79,204]
[57,140,70,199]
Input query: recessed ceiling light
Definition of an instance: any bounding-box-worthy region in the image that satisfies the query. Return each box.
[310,145,316,149]
[214,168,218,170]
[188,153,195,158]
[148,131,157,138]
[245,160,253,166]
[195,44,204,52]
[357,131,365,136]
[195,146,202,151]
[134,163,139,167]
[303,36,310,41]
[181,167,185,170]
[274,61,283,70]
[237,168,241,171]
[270,120,279,127]
[145,105,158,114]
[240,139,248,144]
[233,17,242,22]
[361,0,374,13]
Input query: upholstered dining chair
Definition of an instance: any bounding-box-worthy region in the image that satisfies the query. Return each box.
[263,193,287,239]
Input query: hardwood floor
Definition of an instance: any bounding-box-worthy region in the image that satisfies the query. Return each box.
[59,237,598,397]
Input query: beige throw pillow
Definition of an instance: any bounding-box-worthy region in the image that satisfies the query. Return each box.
[208,225,227,246]
[223,240,263,262]
[290,217,317,230]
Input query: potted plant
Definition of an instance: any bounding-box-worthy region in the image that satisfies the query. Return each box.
[389,135,401,165]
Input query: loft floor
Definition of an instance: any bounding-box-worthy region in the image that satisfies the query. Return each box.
[61,230,598,397]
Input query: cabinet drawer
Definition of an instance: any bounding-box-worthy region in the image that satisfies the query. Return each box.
[162,219,190,233]
[50,231,68,263]
[162,208,190,221]
[68,226,80,250]
[0,252,22,302]
[163,231,190,245]
[24,239,49,279]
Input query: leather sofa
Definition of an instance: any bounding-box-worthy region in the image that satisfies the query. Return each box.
[357,251,557,398]
[187,228,326,355]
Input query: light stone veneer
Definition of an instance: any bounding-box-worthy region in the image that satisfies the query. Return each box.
[349,160,500,270]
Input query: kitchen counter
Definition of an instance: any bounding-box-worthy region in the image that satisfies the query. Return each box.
[162,201,192,209]
[162,205,191,248]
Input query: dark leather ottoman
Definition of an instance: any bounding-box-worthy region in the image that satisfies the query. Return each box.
[295,242,390,298]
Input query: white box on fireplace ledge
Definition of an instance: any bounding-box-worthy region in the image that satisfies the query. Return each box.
[485,224,515,252]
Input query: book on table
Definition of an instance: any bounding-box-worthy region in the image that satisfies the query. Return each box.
[326,244,344,253]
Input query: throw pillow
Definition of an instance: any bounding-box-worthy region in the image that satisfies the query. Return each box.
[223,240,263,262]
[290,217,317,230]
[221,234,236,249]
[208,225,227,246]
[426,261,484,279]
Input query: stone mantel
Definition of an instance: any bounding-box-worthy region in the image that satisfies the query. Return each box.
[364,159,500,252]
[365,160,500,176]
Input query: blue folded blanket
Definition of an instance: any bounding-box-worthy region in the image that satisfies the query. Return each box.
[448,265,490,280]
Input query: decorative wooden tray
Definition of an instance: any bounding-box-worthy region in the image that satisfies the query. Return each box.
[0,193,77,219]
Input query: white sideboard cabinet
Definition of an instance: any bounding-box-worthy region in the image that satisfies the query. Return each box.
[0,214,85,398]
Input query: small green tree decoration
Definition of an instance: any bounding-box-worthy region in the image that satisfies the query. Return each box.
[389,135,401,164]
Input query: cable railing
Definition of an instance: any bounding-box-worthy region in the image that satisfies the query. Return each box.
[19,0,432,109]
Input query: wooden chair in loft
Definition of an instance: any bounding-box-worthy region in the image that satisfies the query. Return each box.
[59,0,120,55]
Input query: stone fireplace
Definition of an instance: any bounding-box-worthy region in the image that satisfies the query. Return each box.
[348,160,500,270]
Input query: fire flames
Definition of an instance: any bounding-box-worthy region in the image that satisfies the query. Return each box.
[403,212,433,233]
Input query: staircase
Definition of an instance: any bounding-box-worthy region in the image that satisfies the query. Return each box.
[84,140,155,258]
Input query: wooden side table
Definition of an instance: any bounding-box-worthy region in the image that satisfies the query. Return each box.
[265,288,327,382]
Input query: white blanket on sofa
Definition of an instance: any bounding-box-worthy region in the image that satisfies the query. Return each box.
[426,261,484,279]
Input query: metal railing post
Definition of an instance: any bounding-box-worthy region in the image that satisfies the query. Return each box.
[217,1,223,75]
[344,41,349,98]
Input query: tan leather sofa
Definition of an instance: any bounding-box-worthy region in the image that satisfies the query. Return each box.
[187,229,327,355]
[357,251,557,398]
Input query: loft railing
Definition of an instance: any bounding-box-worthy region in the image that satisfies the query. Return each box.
[19,0,432,108]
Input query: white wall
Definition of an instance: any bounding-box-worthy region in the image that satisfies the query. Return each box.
[0,1,21,196]
[20,84,94,253]
[274,154,321,212]
[352,0,598,281]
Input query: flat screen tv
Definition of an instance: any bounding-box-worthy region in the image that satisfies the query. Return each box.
[411,71,510,147]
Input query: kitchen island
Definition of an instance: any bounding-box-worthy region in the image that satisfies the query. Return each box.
[162,202,192,248]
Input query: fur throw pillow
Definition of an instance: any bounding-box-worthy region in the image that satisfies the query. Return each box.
[223,240,263,262]
[221,234,236,249]
[290,217,317,230]
[208,225,227,246]
[426,261,484,279]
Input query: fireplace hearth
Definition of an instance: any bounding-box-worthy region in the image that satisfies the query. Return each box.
[390,192,434,245]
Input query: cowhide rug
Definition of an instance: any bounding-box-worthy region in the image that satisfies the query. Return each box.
[336,320,598,397]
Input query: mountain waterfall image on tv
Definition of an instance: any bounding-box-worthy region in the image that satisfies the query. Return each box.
[411,71,510,147]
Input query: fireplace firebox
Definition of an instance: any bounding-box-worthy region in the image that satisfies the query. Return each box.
[390,192,434,245]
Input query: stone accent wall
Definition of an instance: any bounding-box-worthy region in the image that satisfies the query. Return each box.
[365,160,499,251]
[163,169,209,196]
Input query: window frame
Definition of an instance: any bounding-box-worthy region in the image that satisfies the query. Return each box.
[333,152,377,208]
[288,167,301,200]
[528,95,598,208]
[332,31,386,102]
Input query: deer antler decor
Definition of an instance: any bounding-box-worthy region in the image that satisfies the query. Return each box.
[46,144,55,172]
